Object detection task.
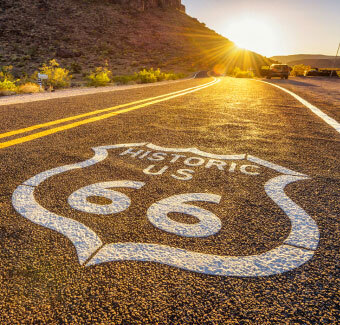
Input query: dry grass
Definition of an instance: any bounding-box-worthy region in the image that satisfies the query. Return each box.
[17,82,42,94]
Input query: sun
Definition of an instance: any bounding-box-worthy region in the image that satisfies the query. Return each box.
[225,16,282,57]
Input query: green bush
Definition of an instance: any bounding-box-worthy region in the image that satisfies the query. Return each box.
[0,78,17,91]
[0,78,18,96]
[291,64,311,76]
[36,59,72,89]
[134,68,185,84]
[232,67,254,78]
[135,68,158,83]
[86,67,112,87]
[0,65,15,82]
[113,75,137,85]
[0,66,21,95]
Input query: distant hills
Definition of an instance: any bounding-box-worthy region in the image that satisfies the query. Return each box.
[0,0,273,77]
[271,54,340,68]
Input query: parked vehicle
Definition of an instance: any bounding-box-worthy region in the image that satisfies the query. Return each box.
[266,64,289,79]
[304,68,319,76]
[305,68,339,77]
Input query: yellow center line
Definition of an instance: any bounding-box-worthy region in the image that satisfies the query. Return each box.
[0,79,220,149]
[0,79,216,140]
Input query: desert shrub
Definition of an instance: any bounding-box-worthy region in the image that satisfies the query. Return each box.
[37,59,72,89]
[86,67,112,87]
[155,69,185,81]
[135,69,158,83]
[291,64,311,76]
[113,75,137,85]
[168,72,186,80]
[0,65,15,82]
[134,68,185,84]
[232,67,254,78]
[0,66,20,95]
[0,78,17,96]
[0,78,17,90]
[17,82,41,94]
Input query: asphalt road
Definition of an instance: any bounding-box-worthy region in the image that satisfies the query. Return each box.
[0,77,339,323]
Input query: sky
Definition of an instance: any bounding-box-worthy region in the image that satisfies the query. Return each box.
[182,0,340,57]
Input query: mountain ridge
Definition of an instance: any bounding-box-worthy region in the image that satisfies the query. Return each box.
[271,54,340,68]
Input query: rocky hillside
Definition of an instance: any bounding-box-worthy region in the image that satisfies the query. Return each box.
[0,0,273,77]
[113,0,185,12]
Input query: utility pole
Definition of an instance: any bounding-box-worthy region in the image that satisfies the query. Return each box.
[330,42,340,77]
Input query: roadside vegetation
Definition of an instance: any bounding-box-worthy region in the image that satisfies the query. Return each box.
[0,65,41,96]
[34,59,72,89]
[261,64,340,78]
[86,66,112,87]
[289,64,340,77]
[0,61,186,96]
[290,64,311,76]
[17,83,41,94]
[85,67,186,86]
[113,68,185,85]
[232,67,254,78]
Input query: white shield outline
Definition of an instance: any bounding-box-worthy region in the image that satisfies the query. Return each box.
[12,143,320,277]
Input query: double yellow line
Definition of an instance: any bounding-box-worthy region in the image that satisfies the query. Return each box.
[0,78,219,149]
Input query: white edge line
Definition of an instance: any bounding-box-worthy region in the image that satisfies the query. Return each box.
[256,80,340,134]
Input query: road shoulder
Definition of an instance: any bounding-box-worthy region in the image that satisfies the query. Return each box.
[0,78,193,107]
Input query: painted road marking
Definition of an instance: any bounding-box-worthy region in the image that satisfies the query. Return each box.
[68,181,145,215]
[0,79,216,140]
[0,79,218,148]
[12,143,320,276]
[12,184,103,264]
[258,80,340,134]
[147,193,222,238]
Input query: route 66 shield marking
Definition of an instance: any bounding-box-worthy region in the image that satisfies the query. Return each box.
[12,143,319,277]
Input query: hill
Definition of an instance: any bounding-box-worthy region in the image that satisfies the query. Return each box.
[0,0,273,78]
[271,54,340,68]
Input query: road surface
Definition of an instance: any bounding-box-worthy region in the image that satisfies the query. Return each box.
[0,77,339,323]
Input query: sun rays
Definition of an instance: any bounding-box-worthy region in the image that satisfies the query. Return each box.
[176,29,272,75]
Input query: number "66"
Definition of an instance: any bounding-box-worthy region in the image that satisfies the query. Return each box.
[68,181,222,238]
